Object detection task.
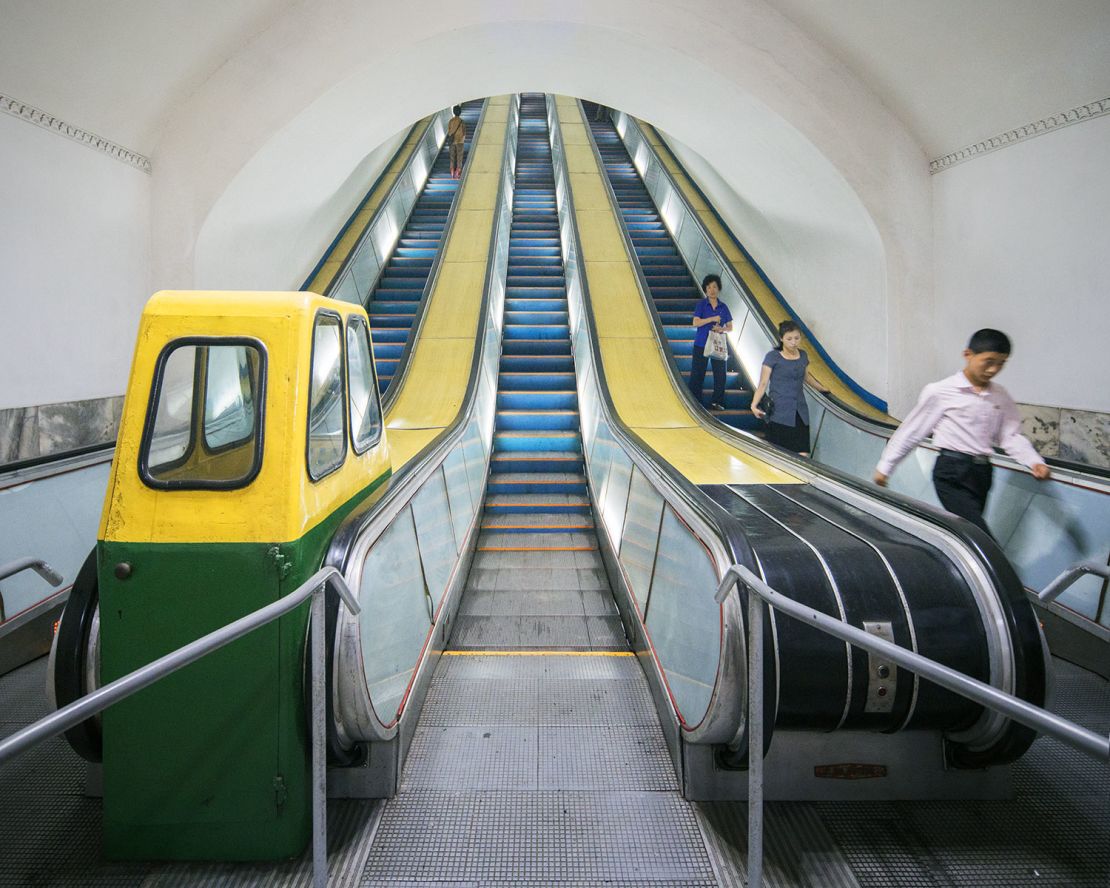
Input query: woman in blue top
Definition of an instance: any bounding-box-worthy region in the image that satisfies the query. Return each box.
[688,274,733,410]
[751,320,826,455]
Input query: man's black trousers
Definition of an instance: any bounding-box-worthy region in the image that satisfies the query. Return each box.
[932,451,994,537]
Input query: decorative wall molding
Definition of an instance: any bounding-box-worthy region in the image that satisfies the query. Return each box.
[0,93,151,174]
[930,97,1110,174]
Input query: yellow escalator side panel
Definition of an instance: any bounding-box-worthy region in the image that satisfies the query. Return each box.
[603,339,693,430]
[467,144,506,173]
[443,209,496,263]
[384,428,444,470]
[637,427,798,485]
[583,262,657,340]
[386,338,476,432]
[567,173,612,210]
[309,261,343,296]
[418,262,487,340]
[575,211,633,263]
[459,170,500,207]
[564,142,601,174]
[559,124,593,146]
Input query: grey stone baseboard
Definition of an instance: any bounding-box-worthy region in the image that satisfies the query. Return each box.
[0,396,123,465]
[2,395,1106,472]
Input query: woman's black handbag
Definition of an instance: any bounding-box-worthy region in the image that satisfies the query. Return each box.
[757,394,774,416]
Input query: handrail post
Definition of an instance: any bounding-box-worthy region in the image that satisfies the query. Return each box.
[311,580,328,888]
[747,577,764,888]
[1038,560,1110,604]
[0,557,64,622]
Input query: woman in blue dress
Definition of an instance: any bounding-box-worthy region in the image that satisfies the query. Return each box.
[751,321,827,455]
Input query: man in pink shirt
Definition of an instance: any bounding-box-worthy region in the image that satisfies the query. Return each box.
[873,329,1051,537]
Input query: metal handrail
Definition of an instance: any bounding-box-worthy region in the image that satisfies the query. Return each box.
[0,566,360,888]
[1038,560,1110,604]
[716,563,1110,888]
[0,557,64,622]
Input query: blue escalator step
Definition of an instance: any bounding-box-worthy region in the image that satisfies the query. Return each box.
[498,372,576,391]
[493,430,582,453]
[501,339,571,356]
[495,410,580,432]
[486,472,588,496]
[499,355,575,373]
[489,450,584,474]
[497,390,577,410]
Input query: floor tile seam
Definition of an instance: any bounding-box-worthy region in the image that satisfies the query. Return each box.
[411,719,665,730]
[421,679,648,692]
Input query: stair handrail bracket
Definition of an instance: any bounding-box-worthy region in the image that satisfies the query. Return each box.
[0,557,64,622]
[0,566,360,888]
[1038,559,1110,605]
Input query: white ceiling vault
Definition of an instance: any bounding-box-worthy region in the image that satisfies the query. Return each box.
[766,0,1110,157]
[3,0,1108,415]
[0,0,292,154]
[1,0,1107,160]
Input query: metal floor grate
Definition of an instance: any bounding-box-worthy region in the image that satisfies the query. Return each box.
[361,791,717,885]
[1,650,1106,886]
[695,658,1109,888]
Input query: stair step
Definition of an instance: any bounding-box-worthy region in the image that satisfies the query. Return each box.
[493,430,582,452]
[484,493,591,514]
[477,531,597,551]
[487,473,587,495]
[490,451,584,473]
[496,410,580,432]
[481,512,595,532]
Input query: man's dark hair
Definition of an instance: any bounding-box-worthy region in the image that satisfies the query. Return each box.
[701,273,722,294]
[967,328,1011,355]
[452,104,462,116]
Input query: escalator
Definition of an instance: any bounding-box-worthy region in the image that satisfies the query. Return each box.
[584,101,758,432]
[589,103,1110,653]
[550,94,1047,772]
[367,99,483,394]
[360,92,718,884]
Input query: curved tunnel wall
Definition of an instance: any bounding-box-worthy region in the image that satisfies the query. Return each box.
[158,6,931,416]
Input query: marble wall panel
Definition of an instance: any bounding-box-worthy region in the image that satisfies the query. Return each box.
[1017,403,1060,458]
[1059,408,1110,469]
[0,395,122,465]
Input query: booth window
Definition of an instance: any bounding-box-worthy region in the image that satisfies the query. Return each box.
[307,312,347,480]
[346,316,383,454]
[141,339,266,489]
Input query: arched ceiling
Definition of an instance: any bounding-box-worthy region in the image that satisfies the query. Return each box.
[0,0,292,153]
[2,0,1107,158]
[768,0,1110,156]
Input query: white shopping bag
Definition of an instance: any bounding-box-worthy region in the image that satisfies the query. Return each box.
[703,330,728,361]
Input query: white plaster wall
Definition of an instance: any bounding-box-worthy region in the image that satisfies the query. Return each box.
[195,127,408,290]
[0,114,150,409]
[151,0,933,416]
[933,117,1110,413]
[662,131,895,404]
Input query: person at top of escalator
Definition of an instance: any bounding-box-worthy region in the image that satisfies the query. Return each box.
[751,320,826,456]
[448,104,466,179]
[688,274,733,412]
[872,328,1051,538]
